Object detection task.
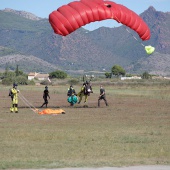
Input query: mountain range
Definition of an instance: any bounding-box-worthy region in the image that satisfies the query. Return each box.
[0,7,170,76]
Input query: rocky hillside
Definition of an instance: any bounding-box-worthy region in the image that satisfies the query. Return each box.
[0,54,58,73]
[0,7,170,75]
[2,8,41,20]
[126,52,170,76]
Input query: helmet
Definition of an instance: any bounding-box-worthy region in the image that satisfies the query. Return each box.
[13,83,17,87]
[45,86,48,89]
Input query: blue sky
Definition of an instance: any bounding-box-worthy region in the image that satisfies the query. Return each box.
[1,0,170,30]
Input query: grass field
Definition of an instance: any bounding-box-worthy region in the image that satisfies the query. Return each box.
[0,82,170,169]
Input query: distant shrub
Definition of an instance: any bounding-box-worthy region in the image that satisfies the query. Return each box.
[28,79,35,85]
[40,80,51,85]
[68,79,79,85]
[15,75,28,85]
[141,72,152,79]
[2,77,13,86]
[105,72,112,78]
[49,70,67,79]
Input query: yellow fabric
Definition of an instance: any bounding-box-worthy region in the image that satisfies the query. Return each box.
[11,88,18,104]
[38,109,65,115]
[145,45,155,55]
[77,86,88,103]
[77,92,88,103]
[10,88,19,112]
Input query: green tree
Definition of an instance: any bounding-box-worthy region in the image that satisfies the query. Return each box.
[111,65,126,77]
[141,71,152,79]
[2,77,13,86]
[1,66,28,85]
[49,70,67,79]
[15,75,28,85]
[15,65,19,76]
[15,65,24,76]
[105,72,112,78]
[2,71,14,85]
[28,79,35,85]
[4,65,9,77]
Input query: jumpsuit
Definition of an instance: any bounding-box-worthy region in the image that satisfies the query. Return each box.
[10,88,19,113]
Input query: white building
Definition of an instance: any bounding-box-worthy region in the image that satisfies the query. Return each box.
[121,76,142,80]
[28,72,49,81]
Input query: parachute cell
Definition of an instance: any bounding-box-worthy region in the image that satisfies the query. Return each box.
[49,0,151,41]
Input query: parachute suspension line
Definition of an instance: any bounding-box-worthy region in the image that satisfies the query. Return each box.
[19,92,36,109]
[113,14,145,47]
[125,28,145,47]
[124,27,155,54]
[113,15,155,54]
[19,94,35,112]
[19,92,37,113]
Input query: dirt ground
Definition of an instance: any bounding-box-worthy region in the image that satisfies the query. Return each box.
[10,166,170,170]
[1,85,170,169]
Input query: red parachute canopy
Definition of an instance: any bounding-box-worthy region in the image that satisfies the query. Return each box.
[49,0,150,41]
